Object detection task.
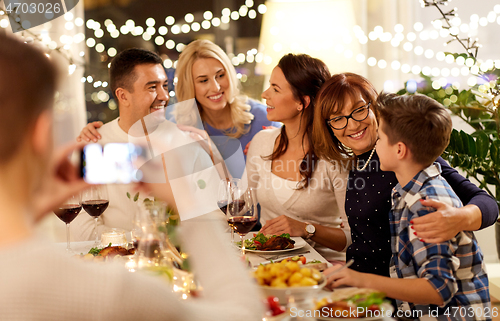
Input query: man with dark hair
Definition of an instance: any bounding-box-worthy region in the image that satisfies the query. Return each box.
[109,48,163,100]
[73,48,219,240]
[0,34,262,321]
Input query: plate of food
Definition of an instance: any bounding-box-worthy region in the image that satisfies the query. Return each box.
[236,232,307,254]
[314,288,394,320]
[252,261,327,302]
[76,243,135,262]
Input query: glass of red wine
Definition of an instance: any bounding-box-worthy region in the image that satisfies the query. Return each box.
[54,194,82,254]
[218,178,241,243]
[227,186,258,256]
[82,185,109,245]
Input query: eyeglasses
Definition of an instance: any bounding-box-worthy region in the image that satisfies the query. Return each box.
[326,102,371,130]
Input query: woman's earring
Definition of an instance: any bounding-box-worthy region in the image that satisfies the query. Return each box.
[297,107,302,111]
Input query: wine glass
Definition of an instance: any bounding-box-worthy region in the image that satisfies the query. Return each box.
[227,186,258,256]
[53,194,82,254]
[82,185,109,245]
[218,178,241,243]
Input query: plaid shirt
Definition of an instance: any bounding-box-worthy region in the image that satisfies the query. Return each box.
[390,163,491,321]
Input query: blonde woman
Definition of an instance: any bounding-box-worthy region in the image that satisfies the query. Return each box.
[78,40,280,178]
[173,40,280,177]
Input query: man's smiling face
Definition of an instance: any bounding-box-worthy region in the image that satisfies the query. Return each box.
[126,63,169,123]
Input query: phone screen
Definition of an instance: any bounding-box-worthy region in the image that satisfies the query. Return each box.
[81,143,143,184]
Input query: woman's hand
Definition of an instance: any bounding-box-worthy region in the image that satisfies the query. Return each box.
[260,215,306,237]
[324,266,364,289]
[411,198,477,243]
[177,124,214,157]
[76,121,103,142]
[177,124,209,141]
[177,124,220,161]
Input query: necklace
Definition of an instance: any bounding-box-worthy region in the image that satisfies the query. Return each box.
[356,147,376,171]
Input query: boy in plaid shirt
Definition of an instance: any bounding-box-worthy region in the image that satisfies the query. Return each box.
[326,93,490,320]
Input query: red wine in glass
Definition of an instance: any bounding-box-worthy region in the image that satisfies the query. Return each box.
[228,199,246,215]
[82,200,109,217]
[82,185,109,245]
[228,216,257,235]
[54,204,82,224]
[54,194,82,254]
[217,201,228,214]
[133,238,140,250]
[218,200,245,215]
[226,187,257,256]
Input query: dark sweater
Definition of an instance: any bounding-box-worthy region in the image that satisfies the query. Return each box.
[345,149,499,277]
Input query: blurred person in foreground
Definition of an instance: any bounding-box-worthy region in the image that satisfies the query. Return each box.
[0,34,262,321]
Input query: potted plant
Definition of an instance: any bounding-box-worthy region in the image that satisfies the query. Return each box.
[398,0,500,258]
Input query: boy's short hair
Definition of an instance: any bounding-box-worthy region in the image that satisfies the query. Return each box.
[109,48,163,100]
[0,34,57,164]
[376,92,452,166]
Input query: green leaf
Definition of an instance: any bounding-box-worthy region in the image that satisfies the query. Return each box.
[133,192,140,202]
[485,175,498,185]
[467,134,476,157]
[491,141,499,164]
[460,155,470,168]
[457,90,472,106]
[447,130,455,151]
[459,130,470,154]
[450,154,460,167]
[396,88,407,95]
[126,192,131,199]
[450,130,462,154]
[476,132,489,160]
[493,140,500,167]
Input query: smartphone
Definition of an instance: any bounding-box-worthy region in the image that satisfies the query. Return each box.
[80,143,144,184]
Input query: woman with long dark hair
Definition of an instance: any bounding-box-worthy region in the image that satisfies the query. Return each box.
[245,54,349,262]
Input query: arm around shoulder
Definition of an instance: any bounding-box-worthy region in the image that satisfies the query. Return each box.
[437,157,499,230]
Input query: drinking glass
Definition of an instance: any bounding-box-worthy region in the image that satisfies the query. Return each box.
[227,186,258,256]
[53,194,82,254]
[218,178,241,243]
[82,185,109,245]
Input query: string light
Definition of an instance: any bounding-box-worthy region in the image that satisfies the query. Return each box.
[81,2,500,89]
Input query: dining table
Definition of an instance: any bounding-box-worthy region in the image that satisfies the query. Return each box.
[56,231,395,321]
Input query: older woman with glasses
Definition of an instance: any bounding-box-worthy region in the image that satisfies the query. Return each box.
[313,73,498,278]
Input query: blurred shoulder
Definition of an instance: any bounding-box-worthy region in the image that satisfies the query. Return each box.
[96,118,127,143]
[97,118,119,133]
[420,176,461,206]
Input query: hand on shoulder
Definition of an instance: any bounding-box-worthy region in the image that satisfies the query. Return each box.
[76,121,103,143]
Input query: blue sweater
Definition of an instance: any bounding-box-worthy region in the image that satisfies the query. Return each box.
[203,100,281,178]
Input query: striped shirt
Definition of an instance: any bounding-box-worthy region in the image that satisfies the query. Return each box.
[389,163,491,321]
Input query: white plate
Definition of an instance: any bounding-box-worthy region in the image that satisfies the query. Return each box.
[237,237,307,254]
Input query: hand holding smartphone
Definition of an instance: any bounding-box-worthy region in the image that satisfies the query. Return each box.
[80,143,144,184]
